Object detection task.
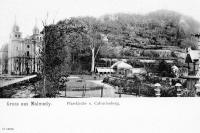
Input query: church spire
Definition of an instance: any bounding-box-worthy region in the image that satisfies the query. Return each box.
[12,15,20,32]
[33,18,39,35]
[10,15,21,40]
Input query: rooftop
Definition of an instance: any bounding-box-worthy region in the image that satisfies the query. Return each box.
[185,50,200,63]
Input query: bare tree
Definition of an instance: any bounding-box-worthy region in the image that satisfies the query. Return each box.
[88,27,108,73]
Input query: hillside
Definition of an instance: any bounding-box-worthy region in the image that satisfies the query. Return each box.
[41,10,200,80]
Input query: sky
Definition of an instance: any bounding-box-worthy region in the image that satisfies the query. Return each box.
[0,0,200,47]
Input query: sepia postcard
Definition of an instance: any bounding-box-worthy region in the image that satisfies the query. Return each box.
[0,0,200,133]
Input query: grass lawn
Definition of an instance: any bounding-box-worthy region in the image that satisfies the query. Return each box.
[57,75,136,98]
[70,74,107,80]
[66,78,100,89]
[58,75,104,97]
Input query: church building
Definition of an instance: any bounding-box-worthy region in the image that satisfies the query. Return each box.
[0,21,43,75]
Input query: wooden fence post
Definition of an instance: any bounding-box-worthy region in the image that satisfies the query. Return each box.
[85,84,87,97]
[101,86,104,98]
[65,85,67,97]
[138,81,141,97]
[82,85,86,97]
[118,86,122,98]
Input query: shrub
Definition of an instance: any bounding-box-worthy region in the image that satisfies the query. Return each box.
[103,76,109,83]
[158,60,172,77]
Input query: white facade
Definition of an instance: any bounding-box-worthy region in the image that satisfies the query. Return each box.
[6,22,43,75]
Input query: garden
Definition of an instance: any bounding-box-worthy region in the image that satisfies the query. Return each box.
[103,60,195,97]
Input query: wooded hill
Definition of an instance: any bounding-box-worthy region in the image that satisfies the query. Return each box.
[41,10,200,89]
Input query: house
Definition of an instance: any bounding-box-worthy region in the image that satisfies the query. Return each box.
[185,48,200,75]
[111,61,133,75]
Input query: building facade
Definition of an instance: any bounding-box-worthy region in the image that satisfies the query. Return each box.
[0,22,42,75]
[185,38,200,76]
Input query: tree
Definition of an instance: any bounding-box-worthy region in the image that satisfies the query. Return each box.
[81,17,107,73]
[41,10,200,96]
[88,30,106,73]
[41,18,89,96]
[158,60,172,77]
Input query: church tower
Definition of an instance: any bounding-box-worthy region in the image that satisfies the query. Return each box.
[6,18,42,75]
[33,25,40,35]
[32,19,42,42]
[33,18,40,35]
[10,19,22,40]
[31,20,42,74]
[8,19,23,75]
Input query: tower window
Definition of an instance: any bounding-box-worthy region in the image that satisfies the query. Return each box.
[27,45,30,48]
[15,35,17,37]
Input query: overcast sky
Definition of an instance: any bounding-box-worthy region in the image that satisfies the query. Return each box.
[0,0,200,47]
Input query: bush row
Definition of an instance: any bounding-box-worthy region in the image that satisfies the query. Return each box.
[103,76,155,96]
[103,75,189,97]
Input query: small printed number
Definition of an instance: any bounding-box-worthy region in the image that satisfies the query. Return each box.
[2,128,14,131]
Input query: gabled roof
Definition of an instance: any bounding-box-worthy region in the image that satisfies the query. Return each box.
[111,61,133,69]
[185,50,200,63]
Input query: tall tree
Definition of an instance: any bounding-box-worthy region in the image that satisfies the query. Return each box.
[81,17,107,73]
[87,25,104,73]
[41,18,89,95]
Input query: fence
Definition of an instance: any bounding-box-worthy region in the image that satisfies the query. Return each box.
[58,85,104,98]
